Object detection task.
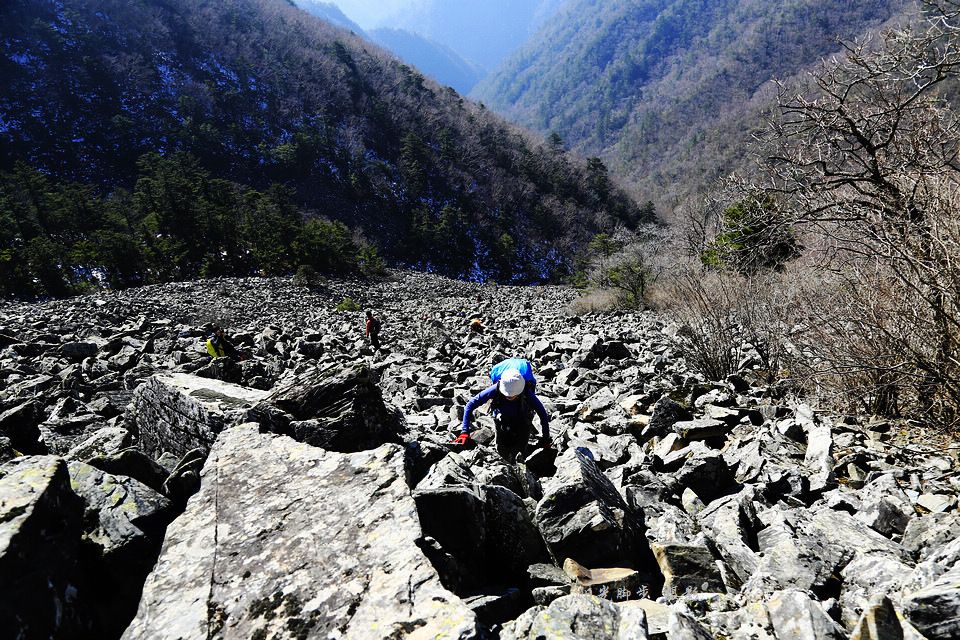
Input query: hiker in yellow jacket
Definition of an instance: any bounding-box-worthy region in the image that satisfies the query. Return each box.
[206,326,243,361]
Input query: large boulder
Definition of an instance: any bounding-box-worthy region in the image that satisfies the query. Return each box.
[0,400,46,454]
[650,542,725,596]
[501,593,649,640]
[693,488,762,590]
[67,461,174,637]
[536,447,657,585]
[644,396,691,440]
[902,565,960,639]
[128,373,271,458]
[481,483,552,579]
[256,363,403,452]
[0,455,96,638]
[123,424,480,640]
[85,446,172,493]
[766,590,846,640]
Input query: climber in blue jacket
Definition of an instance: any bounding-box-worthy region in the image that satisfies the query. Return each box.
[454,358,550,463]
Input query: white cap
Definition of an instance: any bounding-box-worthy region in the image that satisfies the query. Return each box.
[499,370,526,397]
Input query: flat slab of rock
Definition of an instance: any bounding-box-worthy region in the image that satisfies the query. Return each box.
[129,373,270,458]
[563,557,643,600]
[122,424,479,640]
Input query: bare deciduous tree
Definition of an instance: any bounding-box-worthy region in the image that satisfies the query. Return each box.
[742,1,960,423]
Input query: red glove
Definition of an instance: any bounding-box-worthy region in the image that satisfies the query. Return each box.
[540,436,552,450]
[453,432,471,446]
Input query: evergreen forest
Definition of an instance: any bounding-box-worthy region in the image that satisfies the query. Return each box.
[0,0,646,299]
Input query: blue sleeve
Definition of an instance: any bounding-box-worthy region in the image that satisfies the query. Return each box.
[528,391,549,438]
[462,385,498,433]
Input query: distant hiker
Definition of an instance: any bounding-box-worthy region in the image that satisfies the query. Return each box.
[454,357,550,463]
[206,326,243,361]
[469,318,484,334]
[365,309,381,351]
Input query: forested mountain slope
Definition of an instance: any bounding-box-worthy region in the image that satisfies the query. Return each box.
[472,0,914,203]
[0,0,644,298]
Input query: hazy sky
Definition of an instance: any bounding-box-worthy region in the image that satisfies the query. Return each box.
[327,1,419,30]
[314,0,567,71]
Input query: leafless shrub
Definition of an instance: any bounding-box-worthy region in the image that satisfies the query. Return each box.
[599,225,671,309]
[655,262,803,384]
[567,290,619,315]
[724,4,960,426]
[785,253,960,422]
[668,190,732,261]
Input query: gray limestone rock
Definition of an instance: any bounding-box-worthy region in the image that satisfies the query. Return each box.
[123,424,480,640]
[67,461,174,637]
[261,363,403,452]
[0,399,46,454]
[667,610,716,639]
[901,511,960,562]
[129,373,270,458]
[501,594,648,640]
[855,473,915,538]
[802,421,836,493]
[417,450,478,490]
[673,417,731,441]
[651,542,725,596]
[696,490,762,588]
[59,341,100,360]
[800,508,910,564]
[767,589,846,639]
[160,447,206,507]
[743,511,846,600]
[67,461,173,557]
[0,435,14,464]
[64,425,134,461]
[481,483,552,579]
[86,446,171,493]
[902,563,960,639]
[902,536,960,594]
[645,396,692,440]
[850,593,913,640]
[674,448,736,504]
[838,553,913,630]
[701,600,778,640]
[0,455,95,638]
[536,447,655,578]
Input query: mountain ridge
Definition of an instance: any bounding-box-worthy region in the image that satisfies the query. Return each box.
[292,1,488,93]
[472,0,916,203]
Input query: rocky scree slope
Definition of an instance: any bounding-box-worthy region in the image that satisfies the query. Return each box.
[0,271,959,639]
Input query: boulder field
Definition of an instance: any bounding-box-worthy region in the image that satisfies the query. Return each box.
[1,271,958,639]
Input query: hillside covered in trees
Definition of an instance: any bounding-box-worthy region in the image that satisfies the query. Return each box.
[0,0,646,299]
[472,0,915,203]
